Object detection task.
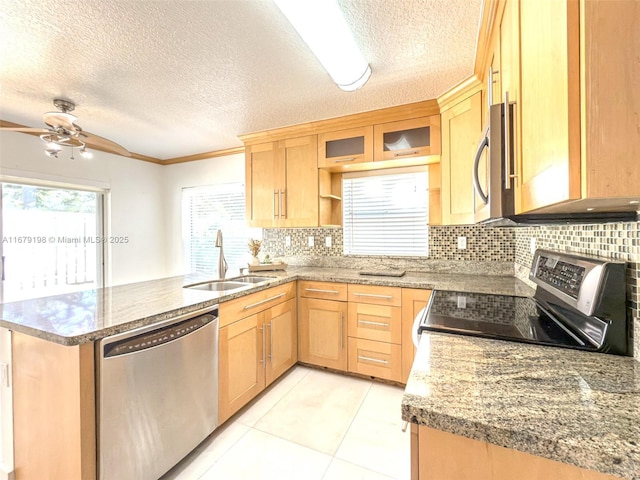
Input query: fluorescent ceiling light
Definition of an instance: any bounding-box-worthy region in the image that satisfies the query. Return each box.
[274,0,371,91]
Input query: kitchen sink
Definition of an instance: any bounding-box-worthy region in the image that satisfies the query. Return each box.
[185,281,251,292]
[185,275,275,292]
[229,275,276,284]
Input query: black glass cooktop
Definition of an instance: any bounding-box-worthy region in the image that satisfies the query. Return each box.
[418,290,591,350]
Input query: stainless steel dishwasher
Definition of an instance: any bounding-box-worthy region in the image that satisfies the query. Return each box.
[97,306,219,480]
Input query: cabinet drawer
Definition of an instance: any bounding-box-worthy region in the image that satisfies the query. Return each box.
[347,337,402,382]
[348,302,401,344]
[220,282,295,327]
[299,280,348,301]
[347,284,401,306]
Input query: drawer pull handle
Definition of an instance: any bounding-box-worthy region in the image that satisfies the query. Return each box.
[334,157,356,163]
[305,288,340,294]
[243,292,286,310]
[393,150,419,157]
[358,355,389,365]
[353,293,393,299]
[358,320,389,327]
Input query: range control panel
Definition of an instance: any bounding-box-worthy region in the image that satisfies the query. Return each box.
[534,255,585,299]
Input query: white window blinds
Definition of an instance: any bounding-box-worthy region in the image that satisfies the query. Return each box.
[342,167,428,256]
[182,183,258,275]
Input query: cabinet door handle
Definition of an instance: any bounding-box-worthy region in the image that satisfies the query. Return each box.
[280,189,286,219]
[358,319,389,327]
[243,292,286,310]
[504,91,518,189]
[393,150,419,157]
[340,312,344,350]
[259,326,266,365]
[273,190,279,219]
[402,421,409,433]
[305,288,340,294]
[334,157,356,163]
[358,355,388,365]
[267,322,273,363]
[352,292,393,299]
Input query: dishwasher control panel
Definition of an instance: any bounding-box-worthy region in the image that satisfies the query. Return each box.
[103,312,217,357]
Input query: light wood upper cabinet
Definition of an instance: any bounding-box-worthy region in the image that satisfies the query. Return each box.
[318,126,373,170]
[245,135,319,228]
[374,116,441,162]
[517,0,640,213]
[518,0,580,212]
[245,142,278,227]
[440,90,483,225]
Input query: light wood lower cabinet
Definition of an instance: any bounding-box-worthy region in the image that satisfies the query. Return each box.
[298,297,348,370]
[401,289,432,383]
[413,426,618,480]
[11,331,96,480]
[347,284,403,382]
[218,282,297,423]
[298,281,348,371]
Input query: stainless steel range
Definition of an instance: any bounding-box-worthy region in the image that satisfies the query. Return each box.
[413,249,630,355]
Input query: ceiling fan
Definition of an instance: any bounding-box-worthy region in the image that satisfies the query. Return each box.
[1,99,131,158]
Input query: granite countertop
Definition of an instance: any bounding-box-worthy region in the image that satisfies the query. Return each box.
[402,332,640,479]
[0,266,533,346]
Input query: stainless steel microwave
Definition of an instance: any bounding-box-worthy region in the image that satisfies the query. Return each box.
[472,96,516,225]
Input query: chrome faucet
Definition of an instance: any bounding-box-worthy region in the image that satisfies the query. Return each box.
[215,229,228,279]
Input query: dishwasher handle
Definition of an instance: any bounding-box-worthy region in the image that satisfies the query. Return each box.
[103,313,217,358]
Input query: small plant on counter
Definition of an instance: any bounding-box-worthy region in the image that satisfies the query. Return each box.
[248,238,262,266]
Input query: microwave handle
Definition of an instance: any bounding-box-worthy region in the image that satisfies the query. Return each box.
[473,126,489,205]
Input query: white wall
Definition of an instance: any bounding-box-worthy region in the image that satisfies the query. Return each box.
[0,131,167,286]
[163,154,245,276]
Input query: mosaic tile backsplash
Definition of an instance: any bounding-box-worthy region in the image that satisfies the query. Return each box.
[261,225,515,275]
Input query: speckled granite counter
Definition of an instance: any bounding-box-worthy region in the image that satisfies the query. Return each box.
[0,266,533,346]
[402,332,640,479]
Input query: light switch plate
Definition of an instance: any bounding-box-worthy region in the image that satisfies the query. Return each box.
[457,296,467,309]
[308,236,314,247]
[530,237,536,254]
[285,235,291,247]
[457,236,467,250]
[325,236,332,248]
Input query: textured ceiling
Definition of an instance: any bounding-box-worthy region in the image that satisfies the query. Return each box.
[0,0,482,160]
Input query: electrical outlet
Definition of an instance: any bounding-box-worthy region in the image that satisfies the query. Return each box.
[457,236,467,250]
[530,237,536,254]
[457,296,467,309]
[285,235,291,247]
[325,236,332,248]
[308,236,314,247]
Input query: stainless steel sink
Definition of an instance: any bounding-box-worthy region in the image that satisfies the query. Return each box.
[229,275,276,284]
[186,281,250,292]
[185,275,275,292]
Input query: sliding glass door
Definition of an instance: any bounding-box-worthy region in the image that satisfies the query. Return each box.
[0,182,105,302]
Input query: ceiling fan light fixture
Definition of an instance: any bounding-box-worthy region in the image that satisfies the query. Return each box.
[80,147,93,159]
[273,0,371,91]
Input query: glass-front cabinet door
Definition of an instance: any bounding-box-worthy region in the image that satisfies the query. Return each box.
[318,126,373,169]
[373,116,441,161]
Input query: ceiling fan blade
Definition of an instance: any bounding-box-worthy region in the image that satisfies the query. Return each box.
[0,126,52,134]
[80,131,131,157]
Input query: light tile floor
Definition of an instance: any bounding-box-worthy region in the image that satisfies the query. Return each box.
[162,366,410,480]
